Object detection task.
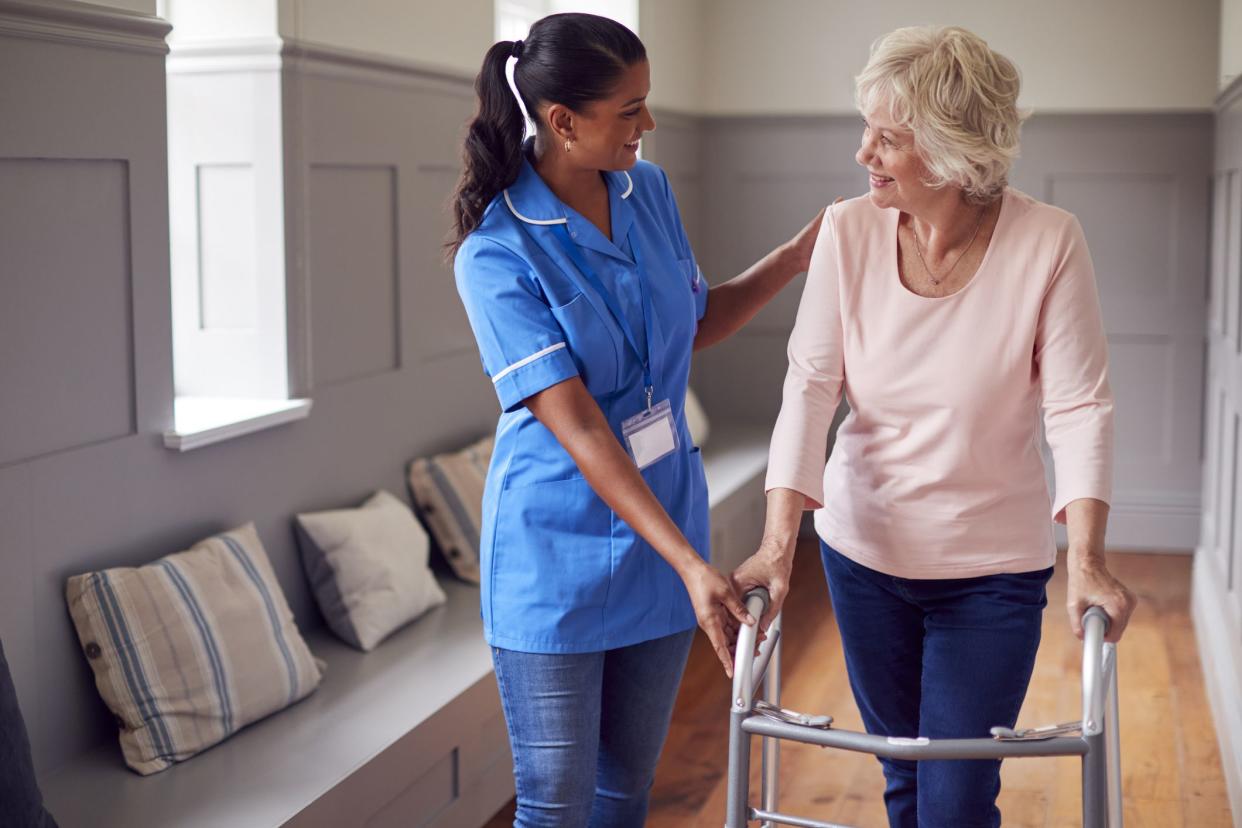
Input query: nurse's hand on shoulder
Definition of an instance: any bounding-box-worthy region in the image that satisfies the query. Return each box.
[783,207,826,274]
[782,197,842,274]
[682,561,754,678]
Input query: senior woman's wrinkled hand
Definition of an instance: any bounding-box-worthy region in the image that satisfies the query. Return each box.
[730,538,795,636]
[1067,560,1137,644]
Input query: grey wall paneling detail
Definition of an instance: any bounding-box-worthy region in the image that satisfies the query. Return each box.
[307,163,401,387]
[0,12,506,782]
[283,48,480,378]
[0,158,137,465]
[1193,72,1242,821]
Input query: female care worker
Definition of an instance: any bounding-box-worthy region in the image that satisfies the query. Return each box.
[449,13,822,827]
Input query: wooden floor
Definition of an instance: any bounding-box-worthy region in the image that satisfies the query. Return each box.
[484,543,1233,827]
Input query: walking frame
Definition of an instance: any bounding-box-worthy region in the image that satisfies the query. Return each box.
[725,588,1123,828]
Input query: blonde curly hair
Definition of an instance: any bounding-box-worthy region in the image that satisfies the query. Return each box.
[856,26,1027,204]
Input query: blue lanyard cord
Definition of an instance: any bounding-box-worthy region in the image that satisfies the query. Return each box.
[550,223,658,407]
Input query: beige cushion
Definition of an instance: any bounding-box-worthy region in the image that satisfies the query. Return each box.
[407,435,493,583]
[685,387,711,447]
[65,523,323,776]
[295,490,447,652]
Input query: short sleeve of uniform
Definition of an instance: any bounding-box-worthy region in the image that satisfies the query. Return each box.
[657,167,709,321]
[455,235,580,413]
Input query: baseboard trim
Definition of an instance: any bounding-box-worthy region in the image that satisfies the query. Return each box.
[1191,547,1242,822]
[1095,494,1201,551]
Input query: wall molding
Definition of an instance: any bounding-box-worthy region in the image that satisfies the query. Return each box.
[0,0,168,55]
[1218,73,1242,113]
[281,38,473,95]
[165,37,283,75]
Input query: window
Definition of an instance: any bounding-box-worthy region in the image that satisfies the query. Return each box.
[159,0,312,450]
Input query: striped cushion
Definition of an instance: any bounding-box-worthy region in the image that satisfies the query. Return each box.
[65,523,323,775]
[407,435,493,583]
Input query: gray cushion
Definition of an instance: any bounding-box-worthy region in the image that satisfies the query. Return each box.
[296,490,446,652]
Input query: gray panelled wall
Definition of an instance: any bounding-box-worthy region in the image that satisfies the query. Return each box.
[0,0,1215,790]
[650,111,1212,552]
[1194,74,1242,818]
[0,5,500,776]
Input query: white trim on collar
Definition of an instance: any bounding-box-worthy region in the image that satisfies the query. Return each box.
[504,189,568,225]
[503,169,633,225]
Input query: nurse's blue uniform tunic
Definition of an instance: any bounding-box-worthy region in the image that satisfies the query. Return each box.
[454,155,710,654]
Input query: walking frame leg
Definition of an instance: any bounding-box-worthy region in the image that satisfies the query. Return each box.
[727,589,771,828]
[1105,644,1123,827]
[726,707,752,828]
[760,620,782,828]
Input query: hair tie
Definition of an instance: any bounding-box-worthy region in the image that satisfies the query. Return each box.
[511,39,524,59]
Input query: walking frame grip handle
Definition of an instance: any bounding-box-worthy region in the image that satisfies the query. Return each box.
[1080,605,1113,737]
[732,588,775,713]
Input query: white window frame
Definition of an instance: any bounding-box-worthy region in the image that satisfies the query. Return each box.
[159,0,311,451]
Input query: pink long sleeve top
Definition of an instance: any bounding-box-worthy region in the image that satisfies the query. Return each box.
[765,189,1114,579]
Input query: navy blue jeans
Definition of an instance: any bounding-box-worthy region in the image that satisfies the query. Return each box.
[491,629,694,827]
[821,541,1052,828]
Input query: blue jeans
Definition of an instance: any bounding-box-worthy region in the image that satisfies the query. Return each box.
[491,629,694,827]
[821,541,1052,828]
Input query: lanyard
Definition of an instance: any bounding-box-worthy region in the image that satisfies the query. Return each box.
[550,223,659,409]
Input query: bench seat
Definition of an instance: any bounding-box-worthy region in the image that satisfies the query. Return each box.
[39,577,512,828]
[38,425,770,828]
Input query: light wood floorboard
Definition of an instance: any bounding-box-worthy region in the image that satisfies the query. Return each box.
[485,544,1232,827]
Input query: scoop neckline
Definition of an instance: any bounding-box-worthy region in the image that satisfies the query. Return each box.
[891,189,1009,302]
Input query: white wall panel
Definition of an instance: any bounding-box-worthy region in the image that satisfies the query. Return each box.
[1195,75,1242,819]
[198,163,259,330]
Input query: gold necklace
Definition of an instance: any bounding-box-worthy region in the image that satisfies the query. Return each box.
[910,205,987,286]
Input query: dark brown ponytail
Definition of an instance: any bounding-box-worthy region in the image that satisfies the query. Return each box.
[447,13,646,258]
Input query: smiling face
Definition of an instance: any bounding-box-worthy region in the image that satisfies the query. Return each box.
[544,60,655,171]
[855,103,932,212]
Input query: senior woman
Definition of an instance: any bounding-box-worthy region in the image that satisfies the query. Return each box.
[732,26,1138,827]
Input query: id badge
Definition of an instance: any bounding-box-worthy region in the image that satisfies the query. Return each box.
[621,399,679,470]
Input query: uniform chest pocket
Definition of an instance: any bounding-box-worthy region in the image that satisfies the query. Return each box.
[549,292,620,396]
[678,257,701,296]
[663,257,700,342]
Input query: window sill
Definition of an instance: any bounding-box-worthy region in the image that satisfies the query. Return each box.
[164,397,313,451]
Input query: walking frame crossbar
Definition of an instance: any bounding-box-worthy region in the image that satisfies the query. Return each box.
[724,591,1123,828]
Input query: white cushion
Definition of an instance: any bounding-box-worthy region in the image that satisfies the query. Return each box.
[296,491,446,652]
[684,387,711,447]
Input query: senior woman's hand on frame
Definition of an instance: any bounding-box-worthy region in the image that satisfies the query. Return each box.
[1064,498,1138,644]
[730,488,806,635]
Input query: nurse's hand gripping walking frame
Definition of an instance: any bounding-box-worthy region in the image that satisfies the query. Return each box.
[725,589,1124,828]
